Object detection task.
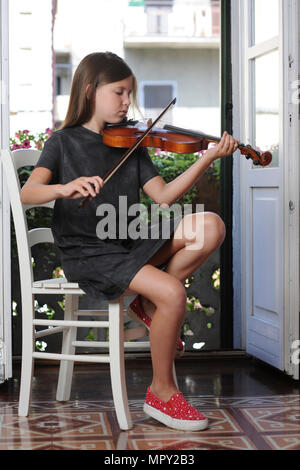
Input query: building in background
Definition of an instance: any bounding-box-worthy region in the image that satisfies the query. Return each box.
[9,0,220,137]
[53,0,126,127]
[53,0,220,134]
[9,0,54,136]
[123,0,220,133]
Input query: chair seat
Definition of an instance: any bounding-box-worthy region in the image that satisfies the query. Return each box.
[32,277,85,294]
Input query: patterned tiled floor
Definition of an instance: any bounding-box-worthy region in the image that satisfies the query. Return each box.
[1,395,299,450]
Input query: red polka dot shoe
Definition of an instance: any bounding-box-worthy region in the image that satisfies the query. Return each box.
[127,295,185,357]
[143,387,208,431]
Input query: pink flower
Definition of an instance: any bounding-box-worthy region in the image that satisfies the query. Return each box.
[23,130,30,134]
[45,127,53,135]
[35,141,43,150]
[12,143,21,150]
[194,301,202,309]
[15,132,20,139]
[155,148,162,156]
[22,139,31,148]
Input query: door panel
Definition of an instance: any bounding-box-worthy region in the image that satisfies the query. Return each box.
[245,0,283,370]
[233,0,299,377]
[248,187,283,369]
[253,188,280,314]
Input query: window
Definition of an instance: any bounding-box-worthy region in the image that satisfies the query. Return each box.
[55,52,72,96]
[54,52,72,127]
[145,0,174,35]
[140,81,176,123]
[211,0,220,36]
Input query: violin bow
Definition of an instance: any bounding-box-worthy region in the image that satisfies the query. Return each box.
[79,97,177,208]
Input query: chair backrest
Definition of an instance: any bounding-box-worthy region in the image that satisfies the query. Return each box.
[1,148,55,291]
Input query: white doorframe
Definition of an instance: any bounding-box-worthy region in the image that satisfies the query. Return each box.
[232,0,244,350]
[0,0,12,380]
[283,0,299,379]
[232,0,299,379]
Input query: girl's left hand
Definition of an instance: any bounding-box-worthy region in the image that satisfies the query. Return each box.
[208,132,239,160]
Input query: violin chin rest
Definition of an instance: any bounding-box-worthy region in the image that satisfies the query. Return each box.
[106,118,139,128]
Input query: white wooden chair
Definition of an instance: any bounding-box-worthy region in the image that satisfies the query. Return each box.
[1,147,178,431]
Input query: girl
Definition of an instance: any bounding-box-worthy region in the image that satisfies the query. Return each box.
[21,51,239,432]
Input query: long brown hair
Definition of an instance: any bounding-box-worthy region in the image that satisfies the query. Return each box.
[60,52,139,129]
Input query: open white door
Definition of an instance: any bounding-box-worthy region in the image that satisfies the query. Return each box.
[0,0,12,381]
[232,0,299,378]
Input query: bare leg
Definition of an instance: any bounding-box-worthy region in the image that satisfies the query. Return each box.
[128,265,186,401]
[127,212,226,402]
[139,212,226,319]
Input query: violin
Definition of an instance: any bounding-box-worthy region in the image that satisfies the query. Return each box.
[103,123,272,167]
[79,98,272,208]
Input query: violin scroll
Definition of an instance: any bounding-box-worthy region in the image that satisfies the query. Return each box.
[239,144,272,167]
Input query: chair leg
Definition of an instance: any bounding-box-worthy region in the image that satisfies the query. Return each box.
[18,296,35,417]
[56,294,78,401]
[109,297,133,431]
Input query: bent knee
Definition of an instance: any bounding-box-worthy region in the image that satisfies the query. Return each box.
[205,212,226,242]
[158,279,186,311]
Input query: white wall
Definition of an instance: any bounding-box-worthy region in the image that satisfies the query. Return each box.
[9,0,53,136]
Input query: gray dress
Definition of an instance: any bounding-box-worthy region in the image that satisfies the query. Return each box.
[35,126,181,300]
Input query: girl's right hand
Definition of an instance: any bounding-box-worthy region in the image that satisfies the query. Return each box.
[60,176,104,199]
